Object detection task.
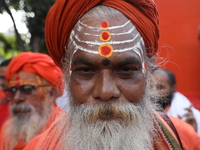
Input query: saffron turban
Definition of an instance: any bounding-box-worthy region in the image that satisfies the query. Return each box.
[45,0,159,68]
[5,52,63,91]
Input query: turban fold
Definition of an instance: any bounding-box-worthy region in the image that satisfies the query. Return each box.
[45,0,159,68]
[6,52,63,91]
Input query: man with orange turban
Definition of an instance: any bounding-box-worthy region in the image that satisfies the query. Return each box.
[24,0,186,149]
[0,52,64,150]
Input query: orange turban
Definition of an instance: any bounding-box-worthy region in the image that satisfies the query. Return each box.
[5,52,63,91]
[45,0,159,68]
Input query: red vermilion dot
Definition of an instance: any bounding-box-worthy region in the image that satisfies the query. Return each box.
[101,46,111,55]
[15,76,20,80]
[15,83,20,87]
[102,32,109,40]
[101,21,109,29]
[15,75,20,87]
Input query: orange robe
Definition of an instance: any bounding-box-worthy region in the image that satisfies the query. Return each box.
[169,115,200,150]
[0,90,9,128]
[0,103,63,150]
[23,112,182,150]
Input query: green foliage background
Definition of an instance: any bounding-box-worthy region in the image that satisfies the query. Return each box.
[0,0,55,61]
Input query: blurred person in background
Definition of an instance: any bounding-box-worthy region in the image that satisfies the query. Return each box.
[152,68,200,134]
[0,52,64,150]
[0,59,12,128]
[151,68,200,149]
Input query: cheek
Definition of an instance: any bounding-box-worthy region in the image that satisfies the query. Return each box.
[28,94,44,108]
[119,77,146,104]
[69,77,94,104]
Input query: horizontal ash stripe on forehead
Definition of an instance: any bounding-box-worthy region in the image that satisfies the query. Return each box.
[67,19,146,73]
[78,20,131,31]
[70,19,144,55]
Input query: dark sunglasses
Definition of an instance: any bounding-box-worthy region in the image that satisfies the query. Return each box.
[8,85,50,98]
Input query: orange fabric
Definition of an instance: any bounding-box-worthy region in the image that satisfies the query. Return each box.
[5,52,63,93]
[0,99,9,129]
[45,0,159,68]
[0,90,9,128]
[0,89,4,100]
[23,112,179,150]
[169,115,200,150]
[0,103,63,150]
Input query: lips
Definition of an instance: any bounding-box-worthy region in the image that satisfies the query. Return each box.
[99,109,115,120]
[11,104,33,115]
[12,108,31,115]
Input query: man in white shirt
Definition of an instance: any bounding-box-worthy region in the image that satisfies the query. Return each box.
[152,68,200,134]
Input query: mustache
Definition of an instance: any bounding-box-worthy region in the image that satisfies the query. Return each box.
[11,103,35,115]
[73,102,141,123]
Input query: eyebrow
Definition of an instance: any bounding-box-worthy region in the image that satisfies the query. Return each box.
[117,58,141,66]
[72,58,92,66]
[72,56,142,66]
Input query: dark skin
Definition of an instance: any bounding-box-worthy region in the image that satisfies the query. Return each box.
[9,71,54,117]
[69,50,146,109]
[101,59,111,66]
[178,104,197,132]
[69,16,146,120]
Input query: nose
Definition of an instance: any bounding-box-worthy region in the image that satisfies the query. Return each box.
[11,90,25,104]
[92,70,120,101]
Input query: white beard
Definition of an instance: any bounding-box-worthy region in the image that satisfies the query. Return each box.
[59,94,157,150]
[5,102,51,150]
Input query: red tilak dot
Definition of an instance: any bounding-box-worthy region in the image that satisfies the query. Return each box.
[101,46,111,55]
[101,21,109,29]
[15,74,20,87]
[102,32,109,40]
[15,83,20,87]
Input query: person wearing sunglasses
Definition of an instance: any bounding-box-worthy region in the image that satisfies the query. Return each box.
[0,52,64,150]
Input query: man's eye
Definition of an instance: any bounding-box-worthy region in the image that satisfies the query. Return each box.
[157,84,165,90]
[74,67,96,78]
[115,67,138,78]
[120,67,137,72]
[75,67,95,72]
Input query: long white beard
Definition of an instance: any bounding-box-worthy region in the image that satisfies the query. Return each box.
[5,102,51,150]
[60,96,156,150]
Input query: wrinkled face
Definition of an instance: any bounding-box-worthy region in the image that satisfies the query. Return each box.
[8,70,51,117]
[68,15,147,109]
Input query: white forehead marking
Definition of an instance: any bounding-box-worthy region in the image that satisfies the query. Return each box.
[84,27,136,36]
[68,19,146,74]
[70,34,144,54]
[71,30,140,45]
[79,20,131,31]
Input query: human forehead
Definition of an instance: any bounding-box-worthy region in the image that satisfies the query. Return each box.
[8,70,47,87]
[154,71,170,86]
[68,15,145,61]
[72,50,142,67]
